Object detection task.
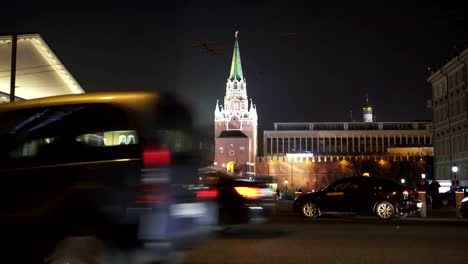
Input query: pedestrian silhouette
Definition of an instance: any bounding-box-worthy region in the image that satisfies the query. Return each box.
[429,180,441,209]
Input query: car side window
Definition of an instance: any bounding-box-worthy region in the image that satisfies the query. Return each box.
[0,103,135,168]
[328,180,358,192]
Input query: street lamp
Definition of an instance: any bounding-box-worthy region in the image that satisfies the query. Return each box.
[284,179,288,198]
[401,178,406,184]
[452,165,459,187]
[421,173,426,179]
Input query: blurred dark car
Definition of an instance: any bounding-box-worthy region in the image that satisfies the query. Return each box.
[293,176,422,220]
[198,168,276,225]
[440,186,468,207]
[460,197,468,218]
[0,91,218,263]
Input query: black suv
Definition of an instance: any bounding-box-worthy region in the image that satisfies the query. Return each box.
[440,186,468,207]
[0,91,218,263]
[293,176,421,219]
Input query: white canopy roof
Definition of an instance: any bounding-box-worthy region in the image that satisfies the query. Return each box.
[0,34,84,102]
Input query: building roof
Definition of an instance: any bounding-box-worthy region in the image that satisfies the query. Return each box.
[229,34,243,81]
[272,121,433,131]
[427,46,468,83]
[218,130,248,138]
[0,34,84,103]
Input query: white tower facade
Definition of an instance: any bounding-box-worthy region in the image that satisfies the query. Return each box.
[214,32,258,174]
[363,94,373,122]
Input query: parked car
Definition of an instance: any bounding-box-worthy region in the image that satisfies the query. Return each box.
[0,91,218,263]
[198,167,276,226]
[440,186,468,207]
[460,197,468,218]
[293,176,422,220]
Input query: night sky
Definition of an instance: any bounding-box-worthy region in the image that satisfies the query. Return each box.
[2,1,467,135]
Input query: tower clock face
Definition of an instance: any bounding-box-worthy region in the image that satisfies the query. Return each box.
[229,150,235,156]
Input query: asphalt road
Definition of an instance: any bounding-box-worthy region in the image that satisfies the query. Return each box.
[182,206,468,264]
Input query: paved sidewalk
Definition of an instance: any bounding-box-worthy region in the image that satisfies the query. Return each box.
[274,200,468,223]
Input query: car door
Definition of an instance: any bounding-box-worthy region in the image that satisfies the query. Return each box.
[347,178,374,213]
[320,179,355,212]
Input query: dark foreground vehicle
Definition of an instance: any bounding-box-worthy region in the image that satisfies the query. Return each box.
[198,168,275,225]
[460,197,468,218]
[293,176,422,220]
[0,91,218,263]
[440,186,468,207]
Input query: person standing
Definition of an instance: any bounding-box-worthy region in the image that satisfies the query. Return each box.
[429,180,441,209]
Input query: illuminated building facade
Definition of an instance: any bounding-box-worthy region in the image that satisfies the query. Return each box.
[214,32,258,175]
[428,47,468,187]
[0,34,84,103]
[256,98,433,192]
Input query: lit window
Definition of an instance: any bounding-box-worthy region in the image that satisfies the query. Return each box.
[76,130,138,147]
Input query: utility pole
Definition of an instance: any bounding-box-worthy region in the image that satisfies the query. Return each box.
[10,34,17,102]
[0,32,35,102]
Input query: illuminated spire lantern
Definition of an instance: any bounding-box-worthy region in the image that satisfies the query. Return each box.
[229,31,243,81]
[363,94,373,122]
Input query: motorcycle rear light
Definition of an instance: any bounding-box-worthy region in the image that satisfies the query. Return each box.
[197,188,218,199]
[143,146,171,166]
[234,186,263,199]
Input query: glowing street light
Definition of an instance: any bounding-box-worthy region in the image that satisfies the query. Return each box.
[421,173,426,179]
[401,179,406,184]
[452,165,459,187]
[284,179,289,198]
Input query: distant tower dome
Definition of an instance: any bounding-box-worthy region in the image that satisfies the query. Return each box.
[362,94,373,122]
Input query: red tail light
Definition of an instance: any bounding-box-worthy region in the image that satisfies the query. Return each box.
[197,188,218,199]
[135,183,168,204]
[234,187,264,199]
[143,146,171,166]
[402,190,410,198]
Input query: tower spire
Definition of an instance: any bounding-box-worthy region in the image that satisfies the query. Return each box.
[229,31,243,81]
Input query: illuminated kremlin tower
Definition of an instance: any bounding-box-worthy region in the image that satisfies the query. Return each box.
[214,31,258,175]
[363,94,373,122]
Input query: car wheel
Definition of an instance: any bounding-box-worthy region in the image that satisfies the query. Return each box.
[302,201,319,218]
[375,201,395,220]
[441,199,449,207]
